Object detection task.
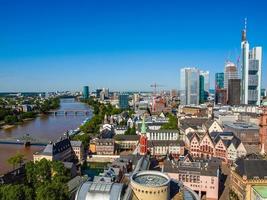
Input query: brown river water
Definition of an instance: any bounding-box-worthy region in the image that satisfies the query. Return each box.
[0,98,92,174]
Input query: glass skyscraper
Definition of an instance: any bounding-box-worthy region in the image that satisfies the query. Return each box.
[83,86,89,99]
[119,93,129,109]
[180,67,200,105]
[241,20,262,105]
[215,73,224,89]
[199,75,205,104]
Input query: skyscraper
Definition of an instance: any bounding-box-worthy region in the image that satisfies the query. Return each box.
[83,86,89,99]
[228,79,241,105]
[215,72,226,105]
[200,70,210,92]
[241,19,262,105]
[180,67,200,105]
[119,93,129,109]
[215,89,227,105]
[215,73,224,89]
[199,75,205,104]
[224,62,238,91]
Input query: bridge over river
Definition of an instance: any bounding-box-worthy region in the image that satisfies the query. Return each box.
[47,110,91,116]
[0,134,49,147]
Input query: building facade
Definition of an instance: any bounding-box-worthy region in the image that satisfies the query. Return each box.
[164,160,220,200]
[241,20,262,106]
[95,138,115,155]
[224,62,238,93]
[228,79,241,105]
[199,75,205,104]
[200,70,210,92]
[180,67,200,105]
[119,93,129,109]
[230,158,267,200]
[215,72,224,89]
[83,86,89,99]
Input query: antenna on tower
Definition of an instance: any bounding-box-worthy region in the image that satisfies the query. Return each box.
[244,17,247,31]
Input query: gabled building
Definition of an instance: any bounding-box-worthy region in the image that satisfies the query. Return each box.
[164,159,220,200]
[202,120,223,133]
[33,136,75,162]
[187,131,247,162]
[231,158,267,200]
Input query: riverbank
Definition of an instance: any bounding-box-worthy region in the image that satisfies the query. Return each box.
[0,97,60,129]
[0,98,92,174]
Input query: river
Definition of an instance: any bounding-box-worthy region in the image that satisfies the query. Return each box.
[0,98,92,174]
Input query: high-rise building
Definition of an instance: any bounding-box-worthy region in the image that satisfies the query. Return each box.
[224,62,238,91]
[200,70,210,92]
[241,19,262,105]
[228,79,241,105]
[96,88,102,98]
[83,86,89,99]
[215,89,227,105]
[180,67,200,105]
[199,75,205,104]
[261,88,266,97]
[119,93,129,109]
[215,73,224,89]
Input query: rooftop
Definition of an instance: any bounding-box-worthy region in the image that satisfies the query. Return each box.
[131,170,170,187]
[224,121,259,130]
[252,186,267,198]
[235,158,267,179]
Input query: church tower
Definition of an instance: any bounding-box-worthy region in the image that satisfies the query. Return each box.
[139,118,148,155]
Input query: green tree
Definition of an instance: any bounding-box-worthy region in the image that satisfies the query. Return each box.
[4,115,18,125]
[36,182,69,200]
[125,126,136,135]
[7,152,25,169]
[0,184,33,200]
[160,114,178,130]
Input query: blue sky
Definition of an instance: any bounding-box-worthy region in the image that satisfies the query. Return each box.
[0,0,266,92]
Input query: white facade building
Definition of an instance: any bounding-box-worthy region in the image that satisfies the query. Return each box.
[200,70,210,92]
[241,20,262,106]
[180,67,200,105]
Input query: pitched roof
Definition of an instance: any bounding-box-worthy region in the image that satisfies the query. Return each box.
[42,137,72,156]
[187,132,200,142]
[235,158,267,179]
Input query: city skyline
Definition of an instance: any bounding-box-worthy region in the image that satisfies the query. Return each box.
[0,0,267,92]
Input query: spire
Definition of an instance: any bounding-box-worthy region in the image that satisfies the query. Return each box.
[141,117,147,134]
[242,18,247,42]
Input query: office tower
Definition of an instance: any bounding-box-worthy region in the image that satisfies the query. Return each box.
[199,75,205,104]
[200,70,210,92]
[261,89,266,97]
[215,73,224,89]
[248,47,262,105]
[224,62,238,91]
[180,67,200,105]
[102,88,109,98]
[215,89,227,105]
[83,86,89,99]
[241,19,262,105]
[119,93,129,109]
[228,79,241,105]
[96,89,102,98]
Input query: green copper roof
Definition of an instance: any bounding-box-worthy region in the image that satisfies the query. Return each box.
[141,118,147,134]
[253,186,267,198]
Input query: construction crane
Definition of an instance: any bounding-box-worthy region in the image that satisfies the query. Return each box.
[150,83,164,96]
